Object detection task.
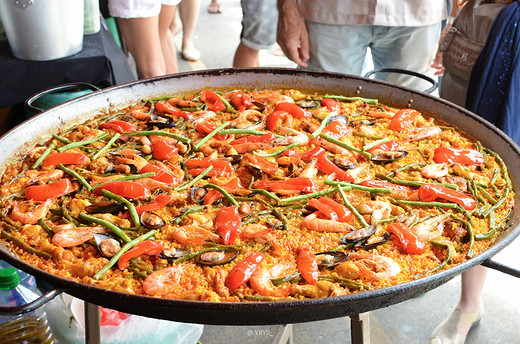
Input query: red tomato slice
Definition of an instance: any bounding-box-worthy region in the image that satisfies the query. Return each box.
[140,163,178,185]
[155,101,192,120]
[25,179,75,201]
[316,153,355,182]
[225,252,265,291]
[387,222,427,254]
[321,98,339,112]
[94,181,150,200]
[266,110,288,131]
[274,102,312,119]
[433,147,485,165]
[230,133,276,145]
[252,177,318,193]
[200,90,226,112]
[388,109,420,131]
[118,240,164,270]
[42,152,90,168]
[307,197,352,223]
[229,92,254,111]
[322,120,352,139]
[196,122,228,140]
[417,183,476,211]
[214,206,242,245]
[99,120,136,133]
[151,140,179,161]
[133,194,174,215]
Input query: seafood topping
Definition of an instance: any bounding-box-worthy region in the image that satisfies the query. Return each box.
[315,251,350,269]
[340,225,378,244]
[140,211,166,229]
[160,247,191,259]
[86,201,125,215]
[194,249,239,266]
[94,233,121,258]
[371,151,409,163]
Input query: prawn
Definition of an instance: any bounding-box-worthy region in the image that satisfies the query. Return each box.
[356,200,392,224]
[51,226,107,247]
[172,225,220,245]
[24,169,64,186]
[274,128,310,146]
[334,252,401,282]
[10,199,54,225]
[408,127,442,141]
[143,265,185,296]
[298,159,318,179]
[203,266,230,298]
[410,214,449,241]
[131,109,151,121]
[249,262,293,297]
[421,163,449,179]
[301,212,355,232]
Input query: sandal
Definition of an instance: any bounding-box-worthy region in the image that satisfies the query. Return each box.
[207,2,222,13]
[430,307,483,344]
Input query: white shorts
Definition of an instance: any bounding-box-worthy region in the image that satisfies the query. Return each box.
[108,0,181,19]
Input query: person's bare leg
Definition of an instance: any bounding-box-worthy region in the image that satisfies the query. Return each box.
[116,16,165,78]
[179,0,201,61]
[455,265,487,331]
[159,5,179,74]
[233,42,260,67]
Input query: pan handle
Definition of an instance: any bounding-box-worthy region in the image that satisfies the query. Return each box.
[364,68,438,94]
[24,82,100,116]
[481,258,520,279]
[0,288,64,316]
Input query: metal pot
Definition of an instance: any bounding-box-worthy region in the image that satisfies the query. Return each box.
[1,68,519,325]
[0,0,84,61]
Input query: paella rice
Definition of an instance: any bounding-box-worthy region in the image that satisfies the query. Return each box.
[0,88,515,302]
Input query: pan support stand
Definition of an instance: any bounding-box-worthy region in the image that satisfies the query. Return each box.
[83,302,369,344]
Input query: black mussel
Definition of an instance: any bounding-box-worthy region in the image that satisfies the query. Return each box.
[315,251,350,269]
[349,119,377,126]
[140,211,166,229]
[327,115,349,125]
[94,233,122,258]
[190,186,208,204]
[333,156,358,170]
[356,233,391,250]
[194,249,239,266]
[252,100,266,112]
[296,100,320,108]
[245,164,265,179]
[225,154,242,165]
[86,201,125,215]
[340,225,377,244]
[160,247,191,259]
[371,151,408,164]
[146,121,176,129]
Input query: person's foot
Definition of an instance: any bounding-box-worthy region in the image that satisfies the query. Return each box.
[430,307,483,344]
[181,46,201,62]
[208,2,222,13]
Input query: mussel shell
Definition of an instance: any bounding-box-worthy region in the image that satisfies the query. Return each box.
[190,186,208,204]
[371,151,409,163]
[340,225,377,244]
[327,115,348,125]
[86,201,125,215]
[356,232,391,250]
[159,247,191,259]
[140,211,166,229]
[224,154,242,165]
[194,249,239,266]
[333,157,358,170]
[349,119,377,126]
[146,121,176,129]
[315,251,350,269]
[296,100,320,108]
[94,233,122,258]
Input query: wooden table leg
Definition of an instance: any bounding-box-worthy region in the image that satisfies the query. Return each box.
[350,312,370,344]
[85,302,101,344]
[272,324,293,344]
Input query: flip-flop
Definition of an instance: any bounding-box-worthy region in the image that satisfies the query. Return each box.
[207,3,222,13]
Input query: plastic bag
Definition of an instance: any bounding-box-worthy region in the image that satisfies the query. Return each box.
[44,294,203,344]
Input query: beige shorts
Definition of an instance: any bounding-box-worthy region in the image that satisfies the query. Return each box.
[108,0,181,19]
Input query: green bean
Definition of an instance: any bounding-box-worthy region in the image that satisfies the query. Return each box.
[61,203,80,226]
[193,121,230,150]
[1,222,17,233]
[173,247,222,264]
[408,214,436,229]
[175,165,213,191]
[376,173,458,190]
[203,242,243,252]
[31,144,55,169]
[325,180,391,194]
[253,142,299,157]
[484,148,511,188]
[93,229,156,280]
[0,230,52,259]
[234,196,271,207]
[490,168,501,197]
[173,205,207,224]
[127,266,148,278]
[251,189,281,204]
[217,94,235,112]
[466,180,486,212]
[318,275,366,291]
[260,243,272,253]
[476,211,496,241]
[37,218,54,236]
[130,258,154,274]
[476,185,497,204]
[271,272,302,286]
[218,129,270,136]
[337,185,369,228]
[91,172,156,190]
[58,164,92,191]
[280,187,339,204]
[416,241,454,277]
[324,95,378,104]
[362,137,390,152]
[387,162,426,178]
[448,214,475,257]
[319,134,371,159]
[101,190,140,229]
[57,132,109,152]
[272,208,289,230]
[1,213,21,230]
[205,183,239,207]
[310,112,334,139]
[52,134,72,144]
[242,210,272,225]
[127,130,190,143]
[92,133,120,160]
[396,199,463,211]
[481,188,510,218]
[79,212,131,243]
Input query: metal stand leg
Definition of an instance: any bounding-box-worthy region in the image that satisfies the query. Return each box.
[85,302,101,344]
[272,324,293,344]
[350,313,370,344]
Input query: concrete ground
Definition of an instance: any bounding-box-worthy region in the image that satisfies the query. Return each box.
[173,1,520,343]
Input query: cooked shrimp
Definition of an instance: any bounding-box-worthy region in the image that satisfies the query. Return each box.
[274,128,310,146]
[230,110,265,130]
[335,253,401,282]
[131,109,151,121]
[167,97,201,108]
[421,163,449,179]
[298,159,318,179]
[172,225,220,244]
[204,266,229,298]
[10,199,54,225]
[320,139,356,157]
[192,111,217,125]
[143,265,184,296]
[249,262,293,297]
[411,214,449,241]
[301,212,355,232]
[409,127,442,141]
[347,164,372,183]
[51,226,107,247]
[356,200,392,224]
[241,224,272,240]
[24,169,64,185]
